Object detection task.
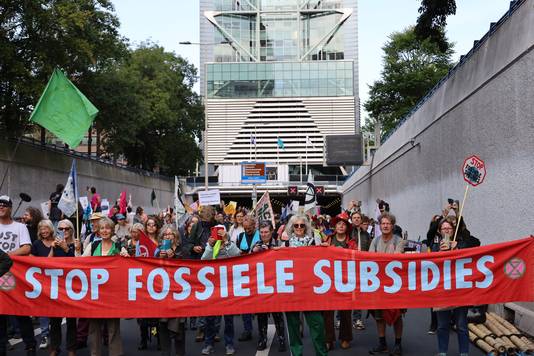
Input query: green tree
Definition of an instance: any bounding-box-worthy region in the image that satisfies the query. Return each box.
[0,0,127,136]
[364,27,453,137]
[81,43,204,176]
[415,0,457,52]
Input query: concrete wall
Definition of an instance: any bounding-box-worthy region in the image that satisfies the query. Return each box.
[0,140,174,216]
[341,0,534,331]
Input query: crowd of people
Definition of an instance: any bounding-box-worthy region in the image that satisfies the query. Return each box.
[0,186,482,356]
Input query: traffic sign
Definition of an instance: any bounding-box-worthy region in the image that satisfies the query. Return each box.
[241,162,266,184]
[462,155,486,187]
[315,186,324,195]
[288,186,298,195]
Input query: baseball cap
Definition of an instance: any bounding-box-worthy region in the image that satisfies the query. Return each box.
[115,213,126,220]
[0,195,13,207]
[90,212,105,220]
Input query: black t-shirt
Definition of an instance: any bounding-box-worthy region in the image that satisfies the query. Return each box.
[49,192,63,221]
[31,239,74,257]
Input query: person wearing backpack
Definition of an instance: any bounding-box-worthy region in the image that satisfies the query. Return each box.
[235,215,259,342]
[83,217,128,356]
[368,212,406,356]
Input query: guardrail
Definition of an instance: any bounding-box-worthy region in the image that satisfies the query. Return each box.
[5,136,172,180]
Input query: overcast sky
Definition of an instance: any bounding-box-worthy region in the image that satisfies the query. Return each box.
[111,0,511,124]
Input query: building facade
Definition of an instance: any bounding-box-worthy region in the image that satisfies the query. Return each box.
[200,0,359,172]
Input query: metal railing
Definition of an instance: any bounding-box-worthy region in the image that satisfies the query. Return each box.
[6,136,173,180]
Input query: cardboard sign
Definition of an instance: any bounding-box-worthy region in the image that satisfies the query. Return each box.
[198,190,221,206]
[462,155,486,187]
[79,196,89,211]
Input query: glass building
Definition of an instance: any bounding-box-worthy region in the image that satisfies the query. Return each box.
[200,0,359,168]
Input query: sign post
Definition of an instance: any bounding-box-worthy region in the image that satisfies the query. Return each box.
[454,155,487,242]
[241,162,266,208]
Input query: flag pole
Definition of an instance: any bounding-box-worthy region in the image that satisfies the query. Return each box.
[74,159,80,242]
[305,135,308,177]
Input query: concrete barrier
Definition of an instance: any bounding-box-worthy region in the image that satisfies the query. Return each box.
[342,0,534,244]
[0,139,174,216]
[341,0,534,332]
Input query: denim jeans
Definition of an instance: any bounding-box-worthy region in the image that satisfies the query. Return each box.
[436,307,469,354]
[40,317,49,338]
[353,310,362,321]
[242,314,253,332]
[205,315,234,347]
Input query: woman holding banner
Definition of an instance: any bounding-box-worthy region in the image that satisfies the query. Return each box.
[83,217,125,356]
[431,217,479,356]
[157,224,187,356]
[282,215,327,356]
[322,213,355,350]
[137,216,162,351]
[251,220,286,352]
[49,219,78,356]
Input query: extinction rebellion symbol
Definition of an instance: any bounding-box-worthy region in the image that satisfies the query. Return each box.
[0,272,16,291]
[504,258,526,280]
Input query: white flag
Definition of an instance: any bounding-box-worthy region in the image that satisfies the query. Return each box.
[58,160,78,217]
[304,171,316,213]
[174,176,187,228]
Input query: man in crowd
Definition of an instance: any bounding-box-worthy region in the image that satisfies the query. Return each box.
[0,195,37,356]
[368,212,406,355]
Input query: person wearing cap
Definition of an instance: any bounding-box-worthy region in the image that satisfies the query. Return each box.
[0,195,37,355]
[114,213,130,245]
[350,212,372,331]
[82,212,105,250]
[321,213,355,351]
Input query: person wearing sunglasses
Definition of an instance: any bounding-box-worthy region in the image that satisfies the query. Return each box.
[48,220,77,356]
[281,215,327,356]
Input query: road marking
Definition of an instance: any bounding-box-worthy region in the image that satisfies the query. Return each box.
[255,324,276,356]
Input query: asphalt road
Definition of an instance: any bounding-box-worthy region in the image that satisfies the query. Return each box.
[8,309,486,355]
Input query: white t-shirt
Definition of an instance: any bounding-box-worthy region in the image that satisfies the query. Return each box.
[0,221,32,253]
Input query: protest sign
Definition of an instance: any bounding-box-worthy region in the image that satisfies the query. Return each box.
[0,237,532,318]
[255,191,275,228]
[198,190,221,206]
[455,155,487,241]
[40,201,50,219]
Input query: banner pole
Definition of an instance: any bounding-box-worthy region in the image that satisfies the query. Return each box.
[453,185,470,242]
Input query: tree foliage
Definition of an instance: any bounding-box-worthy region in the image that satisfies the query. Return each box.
[364,27,453,136]
[1,2,204,176]
[80,43,204,176]
[414,0,457,52]
[0,0,127,136]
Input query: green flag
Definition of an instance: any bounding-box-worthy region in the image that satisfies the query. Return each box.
[30,69,98,148]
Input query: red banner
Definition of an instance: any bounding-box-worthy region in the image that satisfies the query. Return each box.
[0,237,532,318]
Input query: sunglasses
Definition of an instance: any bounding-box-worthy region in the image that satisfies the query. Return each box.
[57,227,71,231]
[0,204,10,208]
[293,223,305,228]
[147,223,157,227]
